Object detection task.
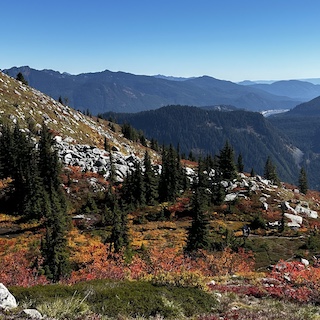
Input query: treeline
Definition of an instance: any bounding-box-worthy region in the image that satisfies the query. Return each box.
[0,124,70,282]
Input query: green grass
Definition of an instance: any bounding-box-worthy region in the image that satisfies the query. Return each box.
[244,236,307,269]
[10,279,217,319]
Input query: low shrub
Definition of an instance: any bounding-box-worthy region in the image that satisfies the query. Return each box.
[11,279,217,319]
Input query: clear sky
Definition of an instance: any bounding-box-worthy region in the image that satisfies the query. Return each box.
[1,0,320,82]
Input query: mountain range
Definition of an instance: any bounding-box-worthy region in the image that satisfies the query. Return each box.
[245,80,320,101]
[2,66,302,114]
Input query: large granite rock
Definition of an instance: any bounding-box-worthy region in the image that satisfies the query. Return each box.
[0,283,17,310]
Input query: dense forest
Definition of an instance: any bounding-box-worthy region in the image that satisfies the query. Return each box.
[269,96,320,189]
[102,105,299,185]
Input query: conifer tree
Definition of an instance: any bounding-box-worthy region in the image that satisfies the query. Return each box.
[0,125,14,179]
[264,156,280,185]
[298,167,308,194]
[143,151,158,205]
[38,123,62,192]
[150,138,159,151]
[211,170,225,206]
[110,202,130,253]
[41,188,71,282]
[22,150,45,219]
[158,144,180,202]
[16,72,28,85]
[108,150,117,186]
[217,141,237,180]
[132,161,146,207]
[38,124,70,281]
[185,175,210,252]
[237,153,244,173]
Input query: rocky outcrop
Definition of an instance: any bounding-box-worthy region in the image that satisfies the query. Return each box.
[0,283,17,309]
[54,137,145,182]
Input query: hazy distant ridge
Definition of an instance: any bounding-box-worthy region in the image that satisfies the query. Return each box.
[3,66,300,115]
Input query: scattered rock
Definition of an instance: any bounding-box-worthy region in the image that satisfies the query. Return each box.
[295,204,318,219]
[284,213,303,228]
[22,308,43,319]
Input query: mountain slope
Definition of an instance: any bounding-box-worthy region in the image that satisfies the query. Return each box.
[3,66,299,114]
[247,80,320,101]
[269,96,320,189]
[103,105,299,184]
[0,71,158,181]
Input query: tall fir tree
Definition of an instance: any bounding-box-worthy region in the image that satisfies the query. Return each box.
[110,202,130,253]
[143,151,158,205]
[41,188,71,282]
[38,124,70,281]
[298,167,308,194]
[264,156,280,185]
[185,183,210,253]
[158,144,180,202]
[217,141,237,180]
[237,153,244,173]
[38,123,62,192]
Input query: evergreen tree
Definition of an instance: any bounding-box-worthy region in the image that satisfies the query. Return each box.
[108,150,117,186]
[237,153,244,173]
[22,150,45,219]
[298,167,308,194]
[211,170,225,206]
[38,124,70,281]
[143,151,158,205]
[121,161,146,208]
[110,203,130,253]
[16,72,28,85]
[158,144,179,202]
[264,156,280,185]
[0,125,14,178]
[150,138,159,151]
[38,123,62,192]
[185,183,210,252]
[217,141,237,180]
[132,161,146,207]
[41,188,71,282]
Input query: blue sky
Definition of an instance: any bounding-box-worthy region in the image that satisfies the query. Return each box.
[1,0,320,82]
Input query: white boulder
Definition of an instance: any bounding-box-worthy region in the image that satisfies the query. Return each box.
[22,309,43,319]
[0,283,17,309]
[295,204,318,219]
[284,213,303,228]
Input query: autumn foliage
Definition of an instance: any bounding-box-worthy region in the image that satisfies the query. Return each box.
[211,259,320,304]
[0,231,254,288]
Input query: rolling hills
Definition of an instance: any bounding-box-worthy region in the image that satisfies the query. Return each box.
[242,79,320,101]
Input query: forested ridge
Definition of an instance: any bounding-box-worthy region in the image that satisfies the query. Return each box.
[103,105,299,185]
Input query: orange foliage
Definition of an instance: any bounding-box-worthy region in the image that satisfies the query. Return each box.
[0,227,255,287]
[0,247,48,287]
